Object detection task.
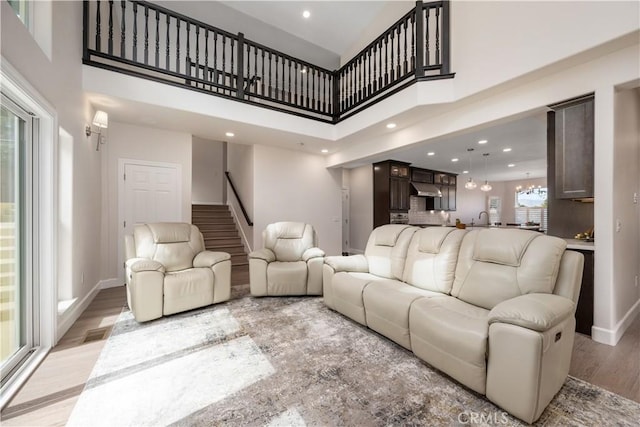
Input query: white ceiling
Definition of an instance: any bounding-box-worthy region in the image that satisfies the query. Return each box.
[89,1,549,183]
[220,1,392,57]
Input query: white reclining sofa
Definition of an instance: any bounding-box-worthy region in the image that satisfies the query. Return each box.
[323,224,584,424]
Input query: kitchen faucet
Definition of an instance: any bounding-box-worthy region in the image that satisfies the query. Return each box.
[478,211,489,224]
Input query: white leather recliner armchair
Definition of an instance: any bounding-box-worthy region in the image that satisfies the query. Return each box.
[249,222,325,296]
[124,222,231,322]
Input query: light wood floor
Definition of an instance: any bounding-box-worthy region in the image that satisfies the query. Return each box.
[1,270,638,425]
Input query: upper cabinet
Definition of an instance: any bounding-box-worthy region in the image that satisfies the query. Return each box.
[549,95,594,200]
[373,161,411,228]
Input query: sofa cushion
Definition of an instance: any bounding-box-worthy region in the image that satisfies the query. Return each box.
[363,280,440,350]
[332,272,385,326]
[267,261,308,295]
[163,268,214,315]
[365,225,417,280]
[133,223,204,272]
[402,227,466,293]
[452,230,567,310]
[263,222,315,262]
[410,296,490,394]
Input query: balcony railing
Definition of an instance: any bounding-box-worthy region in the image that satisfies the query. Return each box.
[83,0,452,123]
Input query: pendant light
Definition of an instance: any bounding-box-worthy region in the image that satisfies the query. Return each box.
[464,148,477,190]
[480,153,492,192]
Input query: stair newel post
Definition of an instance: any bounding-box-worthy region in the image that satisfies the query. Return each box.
[414,1,425,78]
[441,0,451,75]
[237,32,245,99]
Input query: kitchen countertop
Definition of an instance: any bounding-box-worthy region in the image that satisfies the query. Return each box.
[563,239,595,251]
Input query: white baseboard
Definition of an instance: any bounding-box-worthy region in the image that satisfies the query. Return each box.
[591,298,640,346]
[56,281,102,343]
[100,278,124,289]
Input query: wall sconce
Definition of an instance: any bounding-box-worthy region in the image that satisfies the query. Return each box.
[85,110,108,151]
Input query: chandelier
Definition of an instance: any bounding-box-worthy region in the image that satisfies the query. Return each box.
[516,173,547,196]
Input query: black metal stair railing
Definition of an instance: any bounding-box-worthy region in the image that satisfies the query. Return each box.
[83,0,452,124]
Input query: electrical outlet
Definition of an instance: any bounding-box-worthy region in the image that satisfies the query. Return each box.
[634,193,638,204]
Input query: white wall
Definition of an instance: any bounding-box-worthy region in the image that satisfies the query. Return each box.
[103,121,192,280]
[347,165,374,252]
[340,1,414,66]
[612,87,640,331]
[227,142,254,250]
[1,1,101,339]
[253,145,342,256]
[192,137,224,204]
[451,1,640,100]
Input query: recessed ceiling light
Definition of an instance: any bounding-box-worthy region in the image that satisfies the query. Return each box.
[451,158,459,162]
[386,123,396,129]
[478,139,488,144]
[321,149,328,153]
[225,132,234,137]
[503,147,512,152]
[508,163,515,168]
[463,170,469,174]
[427,152,435,156]
[302,10,311,18]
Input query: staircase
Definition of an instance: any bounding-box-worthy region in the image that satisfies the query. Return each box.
[191,204,249,285]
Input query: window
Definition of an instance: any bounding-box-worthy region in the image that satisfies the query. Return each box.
[7,0,32,30]
[515,188,548,231]
[1,60,55,409]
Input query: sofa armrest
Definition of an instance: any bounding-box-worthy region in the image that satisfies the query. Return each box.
[488,293,575,332]
[127,258,166,273]
[249,248,276,262]
[324,255,369,273]
[302,247,325,261]
[194,251,231,268]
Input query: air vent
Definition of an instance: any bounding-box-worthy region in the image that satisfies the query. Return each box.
[82,327,111,343]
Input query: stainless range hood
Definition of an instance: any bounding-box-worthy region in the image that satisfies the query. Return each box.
[411,182,442,197]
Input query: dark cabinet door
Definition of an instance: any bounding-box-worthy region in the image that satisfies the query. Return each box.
[575,250,594,335]
[554,97,594,199]
[390,177,410,210]
[433,186,448,211]
[448,185,456,211]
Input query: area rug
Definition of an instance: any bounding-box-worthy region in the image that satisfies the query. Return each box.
[67,290,640,426]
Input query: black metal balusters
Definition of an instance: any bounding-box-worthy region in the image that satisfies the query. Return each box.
[143,5,148,64]
[108,0,113,55]
[120,1,126,58]
[83,0,451,123]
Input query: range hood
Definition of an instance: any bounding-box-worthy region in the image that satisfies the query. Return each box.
[411,182,442,197]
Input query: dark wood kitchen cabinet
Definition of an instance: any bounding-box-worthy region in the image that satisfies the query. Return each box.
[421,170,457,211]
[550,95,594,200]
[574,249,594,336]
[373,160,411,228]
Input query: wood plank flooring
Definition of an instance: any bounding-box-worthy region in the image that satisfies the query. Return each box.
[1,272,638,425]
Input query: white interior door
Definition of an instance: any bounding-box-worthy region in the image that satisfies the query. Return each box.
[118,160,181,280]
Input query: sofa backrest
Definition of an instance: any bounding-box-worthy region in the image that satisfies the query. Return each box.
[133,222,204,272]
[263,222,316,262]
[402,227,467,293]
[451,229,567,310]
[364,225,417,280]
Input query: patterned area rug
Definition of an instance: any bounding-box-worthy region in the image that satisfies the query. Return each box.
[68,287,640,426]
